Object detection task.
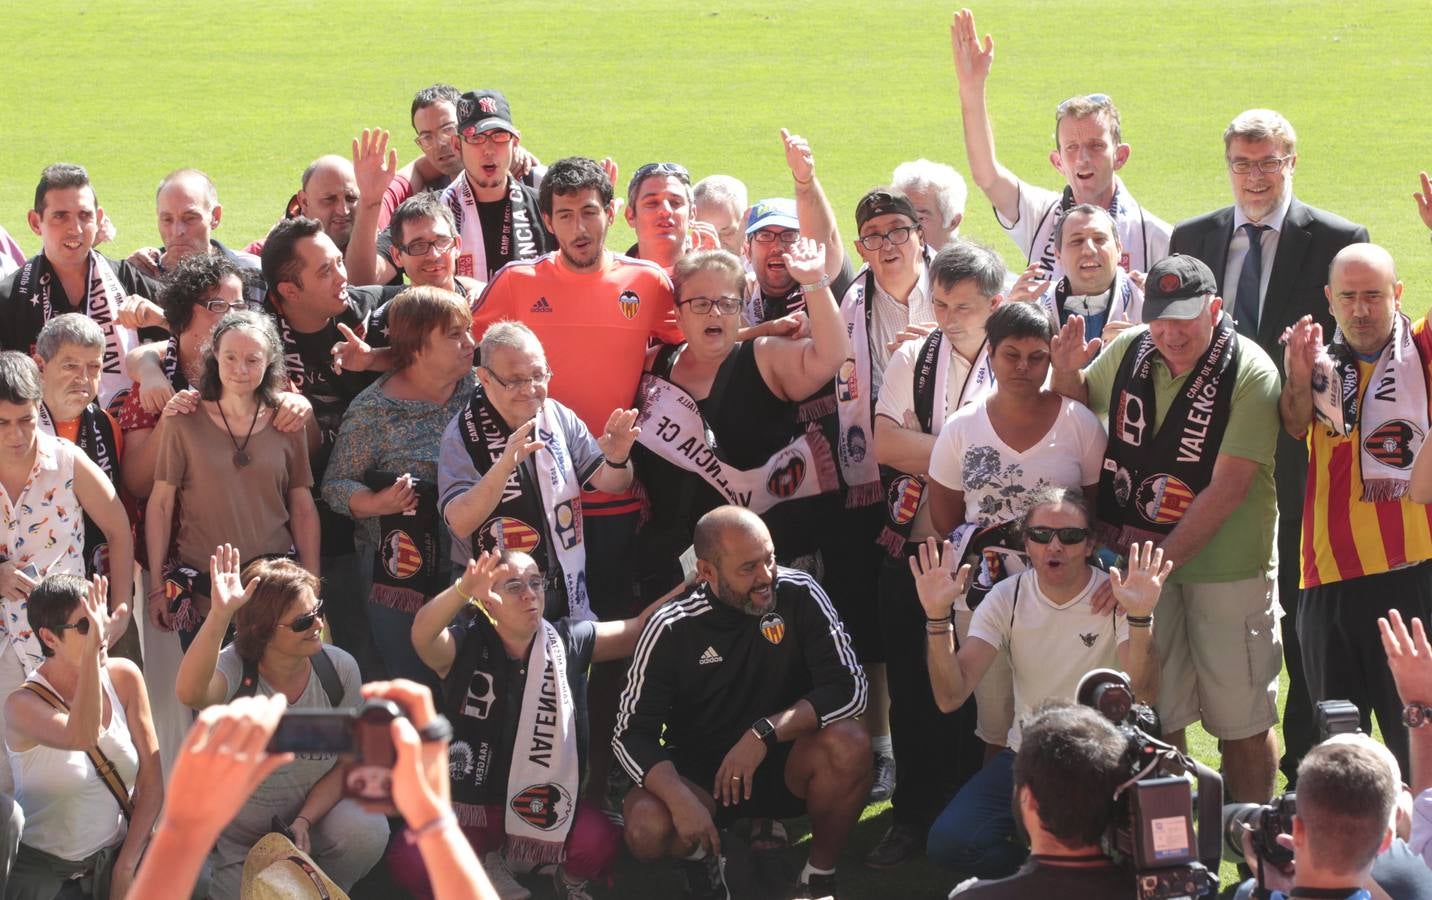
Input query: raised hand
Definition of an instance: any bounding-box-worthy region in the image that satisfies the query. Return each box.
[1050,314,1101,372]
[909,537,972,620]
[780,236,827,286]
[511,146,539,181]
[780,128,815,184]
[208,543,257,621]
[1415,171,1432,232]
[598,408,641,465]
[80,573,108,652]
[330,321,376,374]
[1281,315,1323,386]
[500,419,546,474]
[352,128,398,202]
[1380,609,1432,707]
[1008,262,1051,304]
[457,552,504,613]
[687,220,720,253]
[950,8,995,90]
[1109,541,1173,617]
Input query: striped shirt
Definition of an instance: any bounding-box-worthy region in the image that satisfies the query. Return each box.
[1302,321,1432,588]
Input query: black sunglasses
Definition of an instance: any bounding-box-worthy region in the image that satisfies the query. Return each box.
[53,617,91,636]
[285,601,325,633]
[1025,526,1091,545]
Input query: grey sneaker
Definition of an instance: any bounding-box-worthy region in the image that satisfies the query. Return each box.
[552,866,595,900]
[867,752,896,804]
[677,851,731,900]
[482,852,532,900]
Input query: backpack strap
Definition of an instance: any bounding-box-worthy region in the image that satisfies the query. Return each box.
[236,649,343,707]
[21,680,134,821]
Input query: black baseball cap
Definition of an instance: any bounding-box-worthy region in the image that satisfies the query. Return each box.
[457,90,519,138]
[1143,254,1218,321]
[855,188,919,231]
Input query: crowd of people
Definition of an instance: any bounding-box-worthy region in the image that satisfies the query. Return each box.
[1,7,1432,900]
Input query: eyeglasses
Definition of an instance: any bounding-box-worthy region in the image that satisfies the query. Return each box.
[1227,156,1293,175]
[751,230,799,245]
[856,225,918,251]
[499,576,548,596]
[484,367,552,392]
[460,129,515,146]
[396,235,455,257]
[414,124,458,150]
[629,162,691,192]
[1025,526,1091,545]
[202,299,255,314]
[678,295,743,316]
[284,601,325,633]
[1056,93,1113,115]
[53,617,91,636]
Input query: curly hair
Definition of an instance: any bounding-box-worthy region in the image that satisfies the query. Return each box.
[159,252,253,336]
[196,310,288,406]
[232,557,320,662]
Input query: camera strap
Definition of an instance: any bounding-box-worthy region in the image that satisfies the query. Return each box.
[237,649,343,707]
[20,680,134,821]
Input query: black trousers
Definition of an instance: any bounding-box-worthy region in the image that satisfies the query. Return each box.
[877,550,984,828]
[817,502,888,664]
[1276,511,1318,786]
[1298,559,1432,778]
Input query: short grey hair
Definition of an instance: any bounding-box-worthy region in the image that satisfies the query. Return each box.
[693,175,748,215]
[156,168,219,208]
[36,313,105,361]
[1224,109,1297,155]
[479,320,544,368]
[929,240,1005,299]
[891,159,968,227]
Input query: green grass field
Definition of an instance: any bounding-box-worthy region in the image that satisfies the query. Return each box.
[3,2,1428,897]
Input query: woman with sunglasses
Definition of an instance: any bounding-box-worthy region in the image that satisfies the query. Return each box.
[631,243,849,592]
[4,573,161,900]
[912,488,1169,880]
[174,544,388,900]
[144,310,319,647]
[322,286,475,688]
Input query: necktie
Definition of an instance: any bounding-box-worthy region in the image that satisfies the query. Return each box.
[1235,222,1269,337]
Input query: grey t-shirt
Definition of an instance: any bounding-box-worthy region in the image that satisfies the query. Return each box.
[436,397,605,568]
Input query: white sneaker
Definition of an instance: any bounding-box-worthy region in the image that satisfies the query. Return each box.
[482,852,532,900]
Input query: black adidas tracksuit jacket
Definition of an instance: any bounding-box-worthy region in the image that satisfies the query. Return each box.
[611,568,867,783]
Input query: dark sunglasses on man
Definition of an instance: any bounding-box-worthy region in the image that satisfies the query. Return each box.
[1024,526,1090,546]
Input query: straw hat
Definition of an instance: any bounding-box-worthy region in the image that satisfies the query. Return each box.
[240,832,349,900]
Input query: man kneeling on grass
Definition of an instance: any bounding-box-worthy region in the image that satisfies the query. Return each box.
[614,506,870,900]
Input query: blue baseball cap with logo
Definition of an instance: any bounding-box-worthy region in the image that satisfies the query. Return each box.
[745,198,799,235]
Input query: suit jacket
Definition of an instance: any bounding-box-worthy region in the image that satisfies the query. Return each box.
[1171,197,1368,567]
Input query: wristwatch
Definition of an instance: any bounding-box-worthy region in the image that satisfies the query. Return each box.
[750,717,778,747]
[1403,702,1432,728]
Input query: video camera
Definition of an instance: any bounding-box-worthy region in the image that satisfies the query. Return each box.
[1078,668,1223,900]
[267,698,403,807]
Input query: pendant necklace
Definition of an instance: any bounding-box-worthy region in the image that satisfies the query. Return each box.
[218,400,261,468]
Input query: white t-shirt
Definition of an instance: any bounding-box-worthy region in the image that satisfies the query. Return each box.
[968,569,1129,749]
[997,177,1171,284]
[928,395,1106,527]
[875,338,987,541]
[867,268,934,394]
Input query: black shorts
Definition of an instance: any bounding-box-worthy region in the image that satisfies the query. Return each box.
[675,742,806,828]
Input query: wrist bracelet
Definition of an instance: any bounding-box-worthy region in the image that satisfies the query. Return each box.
[452,579,473,603]
[926,614,952,624]
[926,622,954,635]
[1126,614,1153,627]
[798,275,830,294]
[605,456,630,469]
[406,811,457,843]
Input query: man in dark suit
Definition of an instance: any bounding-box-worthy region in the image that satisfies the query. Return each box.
[1171,108,1367,787]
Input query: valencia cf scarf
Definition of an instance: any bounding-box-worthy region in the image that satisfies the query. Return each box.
[12,251,137,409]
[458,389,592,621]
[444,175,543,281]
[1038,268,1140,334]
[158,335,192,392]
[1313,313,1430,502]
[1098,314,1239,549]
[363,470,444,612]
[832,270,886,507]
[633,368,839,514]
[446,614,578,865]
[37,401,121,577]
[875,330,993,557]
[1027,182,1144,278]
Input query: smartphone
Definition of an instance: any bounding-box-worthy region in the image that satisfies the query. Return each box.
[18,563,39,580]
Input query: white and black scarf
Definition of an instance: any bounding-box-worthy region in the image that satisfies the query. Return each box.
[1026,181,1147,279]
[12,251,136,408]
[444,175,543,281]
[447,615,578,866]
[1312,313,1430,501]
[458,388,592,621]
[1098,315,1239,549]
[1038,268,1140,334]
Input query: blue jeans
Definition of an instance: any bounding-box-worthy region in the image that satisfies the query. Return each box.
[926,748,1027,877]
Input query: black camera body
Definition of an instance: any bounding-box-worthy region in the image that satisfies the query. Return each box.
[267,698,402,805]
[1078,668,1222,900]
[1223,793,1296,868]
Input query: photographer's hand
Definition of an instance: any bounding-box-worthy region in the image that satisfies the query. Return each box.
[1241,829,1295,894]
